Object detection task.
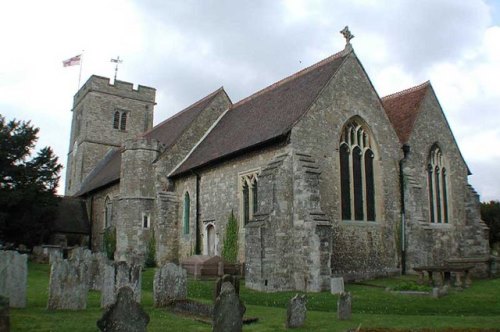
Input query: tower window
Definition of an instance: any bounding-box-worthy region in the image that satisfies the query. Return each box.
[339,118,377,222]
[142,213,150,229]
[113,110,128,130]
[427,145,448,223]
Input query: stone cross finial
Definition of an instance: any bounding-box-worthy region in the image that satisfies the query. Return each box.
[340,26,354,45]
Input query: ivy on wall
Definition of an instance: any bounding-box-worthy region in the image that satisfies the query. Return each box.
[145,229,157,268]
[222,211,239,263]
[103,226,116,260]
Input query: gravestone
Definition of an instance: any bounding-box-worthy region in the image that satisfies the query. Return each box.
[89,253,109,291]
[337,291,352,320]
[286,294,307,328]
[97,287,149,332]
[213,282,245,332]
[330,277,345,295]
[214,274,240,302]
[153,263,187,307]
[0,295,9,332]
[0,250,27,308]
[47,258,89,310]
[101,261,142,308]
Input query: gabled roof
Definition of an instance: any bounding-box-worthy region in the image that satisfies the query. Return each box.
[75,148,122,196]
[382,81,430,144]
[170,50,349,176]
[75,87,226,196]
[141,87,227,148]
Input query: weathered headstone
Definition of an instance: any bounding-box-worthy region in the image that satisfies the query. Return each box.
[214,274,240,302]
[89,253,109,291]
[47,258,89,310]
[286,294,307,328]
[97,287,149,332]
[337,291,352,320]
[0,250,27,308]
[0,295,10,332]
[153,263,187,307]
[213,282,245,332]
[330,277,345,295]
[101,261,142,308]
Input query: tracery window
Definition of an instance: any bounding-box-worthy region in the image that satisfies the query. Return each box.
[183,192,190,234]
[339,118,376,221]
[427,145,448,223]
[113,110,128,130]
[240,172,259,225]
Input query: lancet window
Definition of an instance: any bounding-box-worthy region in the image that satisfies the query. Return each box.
[113,110,128,130]
[339,118,376,221]
[183,192,190,234]
[427,145,448,223]
[240,172,259,225]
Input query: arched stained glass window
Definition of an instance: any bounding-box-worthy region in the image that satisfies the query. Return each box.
[427,145,448,223]
[339,118,377,222]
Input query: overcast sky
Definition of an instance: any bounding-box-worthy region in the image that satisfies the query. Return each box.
[1,0,499,201]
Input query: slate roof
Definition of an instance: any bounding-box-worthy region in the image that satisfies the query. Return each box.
[382,81,430,144]
[170,50,349,176]
[51,197,90,234]
[75,87,226,196]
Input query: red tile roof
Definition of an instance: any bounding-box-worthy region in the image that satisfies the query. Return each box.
[171,50,349,176]
[382,81,430,144]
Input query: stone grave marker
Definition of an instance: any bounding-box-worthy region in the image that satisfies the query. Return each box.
[153,262,187,307]
[97,286,149,332]
[213,282,245,332]
[286,294,307,328]
[89,253,109,291]
[0,295,9,332]
[47,258,89,310]
[330,277,345,295]
[0,250,27,308]
[101,261,142,308]
[214,274,240,302]
[337,291,352,320]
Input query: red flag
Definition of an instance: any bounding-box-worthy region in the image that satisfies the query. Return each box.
[62,54,81,67]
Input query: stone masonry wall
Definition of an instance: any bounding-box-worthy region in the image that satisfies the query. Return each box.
[87,184,120,252]
[403,89,489,272]
[290,52,402,279]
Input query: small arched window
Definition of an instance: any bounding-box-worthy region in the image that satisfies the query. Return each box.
[113,111,120,129]
[339,118,377,221]
[183,192,190,234]
[104,196,112,228]
[113,110,128,130]
[120,112,127,130]
[427,145,448,223]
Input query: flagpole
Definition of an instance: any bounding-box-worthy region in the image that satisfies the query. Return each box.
[78,51,84,90]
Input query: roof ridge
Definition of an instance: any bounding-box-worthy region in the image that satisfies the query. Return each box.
[141,87,224,137]
[381,80,430,100]
[232,48,350,108]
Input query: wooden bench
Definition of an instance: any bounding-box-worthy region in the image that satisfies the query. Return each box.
[413,265,474,288]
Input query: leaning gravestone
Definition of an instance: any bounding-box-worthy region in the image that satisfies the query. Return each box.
[97,286,149,332]
[0,250,27,308]
[330,277,345,295]
[0,295,10,332]
[102,261,142,308]
[286,294,307,328]
[153,262,187,307]
[213,282,246,332]
[47,258,89,310]
[337,291,352,320]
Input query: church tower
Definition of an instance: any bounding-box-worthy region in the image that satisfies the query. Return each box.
[65,75,156,196]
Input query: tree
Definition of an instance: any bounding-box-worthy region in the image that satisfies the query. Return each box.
[222,211,238,263]
[480,200,500,247]
[0,114,62,247]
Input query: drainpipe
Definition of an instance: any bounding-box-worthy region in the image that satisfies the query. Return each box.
[399,144,410,275]
[192,171,201,255]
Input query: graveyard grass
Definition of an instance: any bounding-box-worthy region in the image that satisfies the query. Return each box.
[10,263,500,331]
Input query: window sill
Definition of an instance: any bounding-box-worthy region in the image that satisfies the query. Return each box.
[420,222,453,230]
[341,220,381,227]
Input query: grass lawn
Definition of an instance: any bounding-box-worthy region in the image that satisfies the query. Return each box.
[9,262,500,331]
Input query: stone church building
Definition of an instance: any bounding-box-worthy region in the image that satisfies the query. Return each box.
[65,39,489,292]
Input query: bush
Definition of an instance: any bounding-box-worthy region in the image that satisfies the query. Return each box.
[145,230,156,268]
[222,211,238,263]
[103,226,116,260]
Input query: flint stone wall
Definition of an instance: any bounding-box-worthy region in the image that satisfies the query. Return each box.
[0,250,27,308]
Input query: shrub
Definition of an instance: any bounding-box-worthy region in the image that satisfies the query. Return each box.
[145,230,157,268]
[103,226,116,260]
[222,211,238,263]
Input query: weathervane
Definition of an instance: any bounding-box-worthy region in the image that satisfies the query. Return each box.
[340,26,354,46]
[110,56,123,81]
